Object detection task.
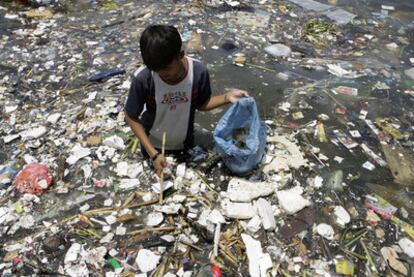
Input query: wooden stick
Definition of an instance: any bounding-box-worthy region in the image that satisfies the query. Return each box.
[127,226,177,236]
[159,132,166,204]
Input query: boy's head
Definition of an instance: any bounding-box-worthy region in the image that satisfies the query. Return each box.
[140,25,183,72]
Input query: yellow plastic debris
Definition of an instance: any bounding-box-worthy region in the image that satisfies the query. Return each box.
[375,118,403,139]
[335,259,355,276]
[391,216,414,240]
[317,122,328,142]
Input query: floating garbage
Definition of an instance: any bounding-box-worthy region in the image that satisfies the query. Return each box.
[1,0,414,276]
[89,68,126,82]
[14,163,53,195]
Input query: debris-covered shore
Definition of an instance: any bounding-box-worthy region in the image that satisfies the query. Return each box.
[1,0,414,276]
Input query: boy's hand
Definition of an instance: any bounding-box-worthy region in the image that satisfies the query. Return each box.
[153,154,168,177]
[226,89,249,103]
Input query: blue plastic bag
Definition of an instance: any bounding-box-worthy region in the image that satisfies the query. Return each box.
[89,68,126,82]
[213,97,266,175]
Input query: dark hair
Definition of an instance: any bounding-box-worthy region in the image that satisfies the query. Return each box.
[139,25,182,71]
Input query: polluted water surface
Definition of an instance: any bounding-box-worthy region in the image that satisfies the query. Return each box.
[0,0,414,276]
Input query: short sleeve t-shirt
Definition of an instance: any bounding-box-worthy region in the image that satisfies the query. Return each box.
[124,57,212,150]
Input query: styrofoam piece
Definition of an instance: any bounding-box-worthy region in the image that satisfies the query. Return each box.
[146,212,164,227]
[136,249,161,273]
[152,180,174,193]
[264,135,307,173]
[66,144,91,165]
[316,223,335,240]
[119,178,140,190]
[276,186,311,214]
[333,206,350,227]
[47,113,61,124]
[221,199,256,219]
[20,126,47,140]
[398,238,414,258]
[256,198,276,231]
[64,243,81,264]
[224,178,276,202]
[103,135,125,150]
[115,161,143,178]
[241,234,272,277]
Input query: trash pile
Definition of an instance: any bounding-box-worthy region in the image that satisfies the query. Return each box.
[1,0,414,276]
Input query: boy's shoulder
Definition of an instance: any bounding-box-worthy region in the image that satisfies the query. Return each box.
[189,57,208,76]
[133,65,152,81]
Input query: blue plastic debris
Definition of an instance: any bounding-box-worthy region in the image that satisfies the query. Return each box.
[0,164,18,189]
[89,68,126,82]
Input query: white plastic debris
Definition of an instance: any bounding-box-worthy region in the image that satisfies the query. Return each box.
[119,178,140,190]
[327,64,357,78]
[85,246,107,268]
[213,222,222,257]
[381,5,395,10]
[105,215,117,225]
[152,180,174,193]
[65,243,81,264]
[221,199,256,219]
[115,226,126,236]
[0,207,9,225]
[146,212,164,227]
[20,126,47,140]
[104,199,113,207]
[66,144,91,165]
[244,215,262,234]
[276,186,311,215]
[176,163,186,178]
[99,233,114,243]
[256,198,276,231]
[160,203,182,214]
[333,206,351,227]
[264,135,307,173]
[116,161,143,178]
[334,156,344,164]
[398,238,414,258]
[80,204,90,213]
[223,178,276,202]
[241,234,272,277]
[103,135,125,150]
[136,249,161,273]
[5,105,18,113]
[81,164,92,180]
[386,42,399,51]
[313,175,324,188]
[18,214,35,229]
[206,209,226,225]
[265,43,291,57]
[362,161,375,171]
[3,134,20,143]
[47,113,61,124]
[65,261,89,277]
[316,223,335,240]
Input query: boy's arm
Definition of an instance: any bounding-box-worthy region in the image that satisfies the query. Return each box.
[198,89,249,111]
[125,111,167,176]
[125,112,157,158]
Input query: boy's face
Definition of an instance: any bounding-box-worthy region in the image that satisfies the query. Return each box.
[157,51,186,84]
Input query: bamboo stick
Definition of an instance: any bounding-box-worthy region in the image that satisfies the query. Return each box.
[159,132,166,204]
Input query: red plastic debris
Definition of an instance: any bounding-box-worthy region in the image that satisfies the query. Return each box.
[14,163,53,194]
[335,107,347,114]
[13,257,22,266]
[287,122,299,129]
[212,266,222,277]
[94,180,106,187]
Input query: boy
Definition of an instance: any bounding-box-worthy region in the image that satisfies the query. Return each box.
[124,25,248,176]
